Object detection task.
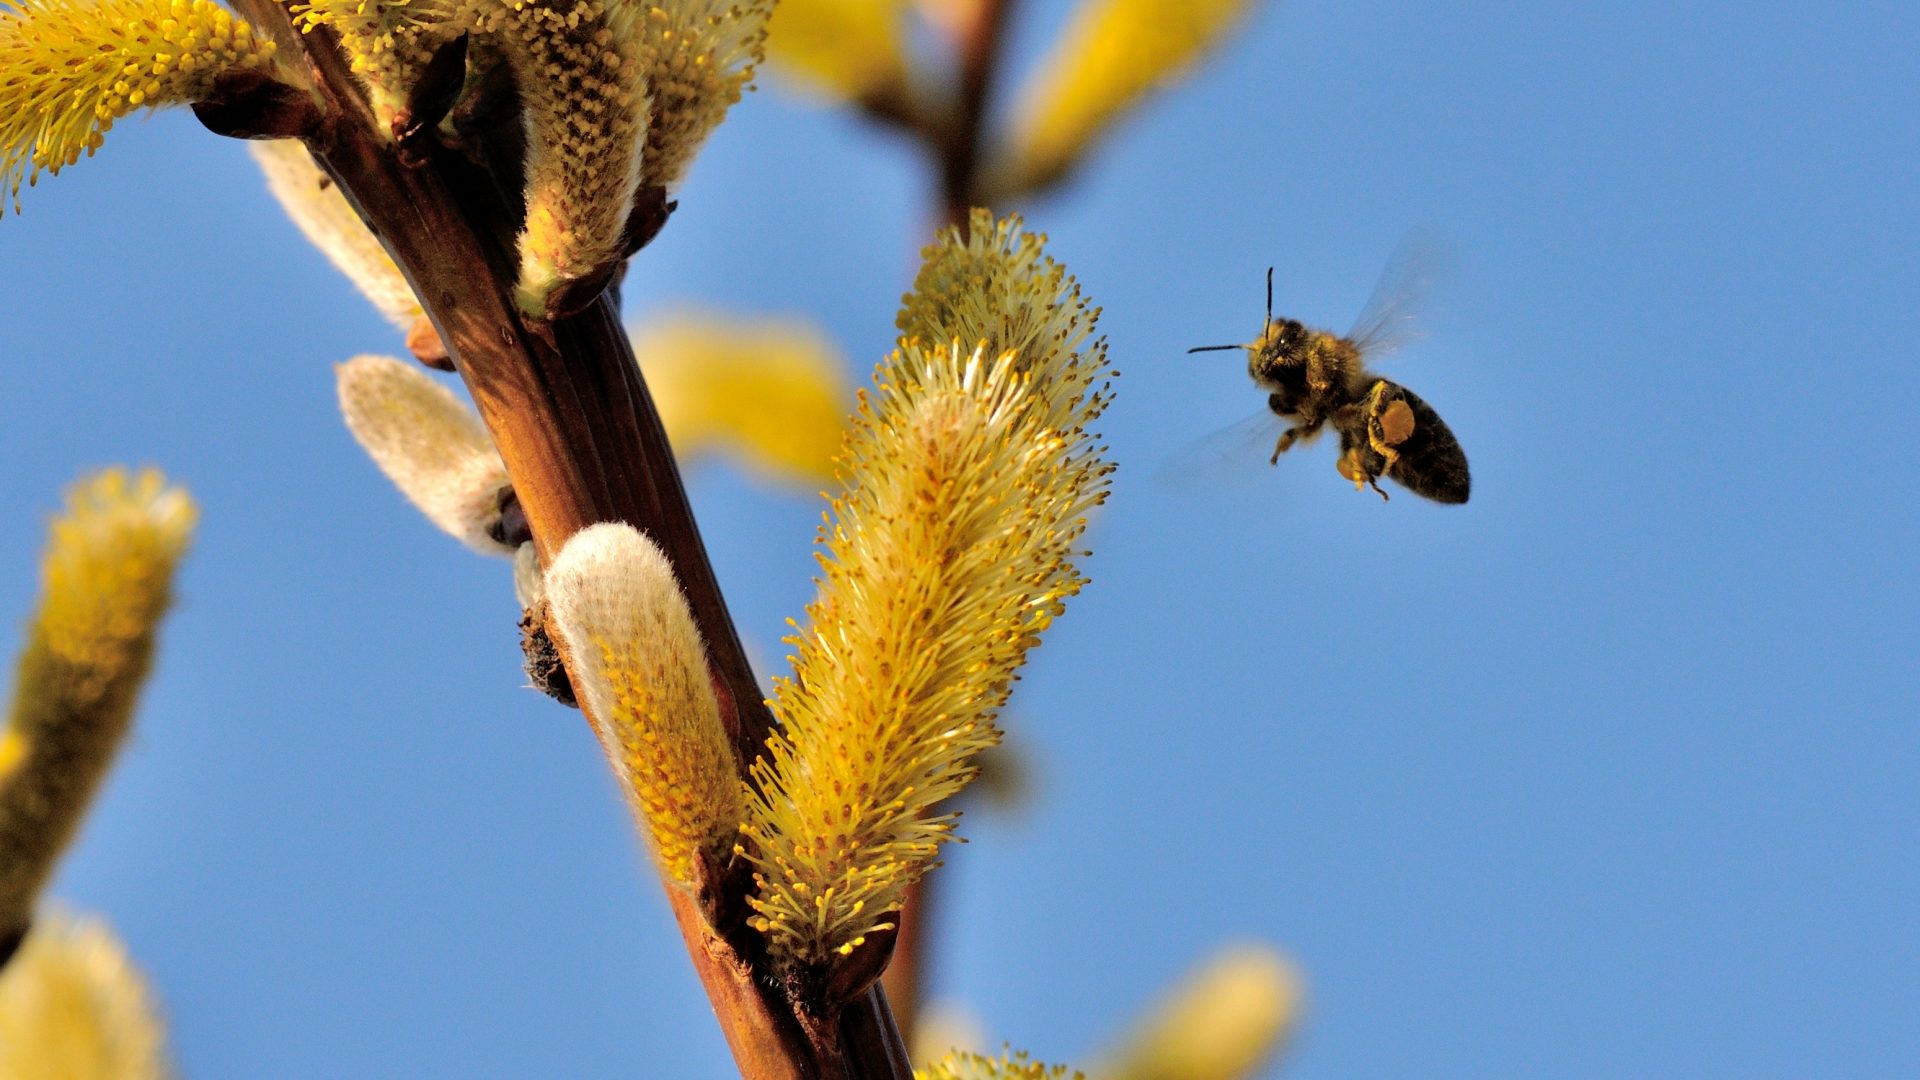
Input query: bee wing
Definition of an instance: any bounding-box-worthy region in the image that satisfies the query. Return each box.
[1151,409,1289,493]
[1343,230,1449,359]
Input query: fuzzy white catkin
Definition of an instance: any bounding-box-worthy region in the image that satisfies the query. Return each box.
[336,355,513,556]
[251,141,423,328]
[512,542,545,608]
[0,911,171,1079]
[543,523,741,885]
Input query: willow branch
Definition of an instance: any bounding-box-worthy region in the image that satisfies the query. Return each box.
[217,3,908,1075]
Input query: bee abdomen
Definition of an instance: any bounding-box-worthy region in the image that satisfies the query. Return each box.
[1385,387,1471,504]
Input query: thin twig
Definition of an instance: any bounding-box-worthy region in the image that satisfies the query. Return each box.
[940,0,1013,230]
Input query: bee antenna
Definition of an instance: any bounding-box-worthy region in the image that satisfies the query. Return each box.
[1187,345,1242,354]
[1263,266,1274,339]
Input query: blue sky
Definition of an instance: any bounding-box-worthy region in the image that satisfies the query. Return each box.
[2,1,1917,1077]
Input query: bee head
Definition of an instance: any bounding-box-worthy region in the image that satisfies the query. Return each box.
[1249,316,1310,379]
[1188,270,1311,387]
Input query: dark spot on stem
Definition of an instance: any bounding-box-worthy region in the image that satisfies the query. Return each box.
[520,607,577,708]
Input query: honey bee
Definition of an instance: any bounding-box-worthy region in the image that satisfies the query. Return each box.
[1187,261,1471,504]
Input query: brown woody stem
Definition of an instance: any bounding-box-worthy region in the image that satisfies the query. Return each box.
[939,0,1012,228]
[218,3,909,1076]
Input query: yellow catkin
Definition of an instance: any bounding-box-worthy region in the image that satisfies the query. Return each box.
[741,214,1113,968]
[284,0,770,312]
[0,912,171,1080]
[543,523,744,887]
[898,209,1110,433]
[288,0,648,315]
[631,312,850,486]
[0,0,276,212]
[1006,0,1252,190]
[335,354,514,555]
[1097,945,1304,1080]
[483,0,650,316]
[289,0,448,125]
[251,140,424,329]
[631,0,773,190]
[917,1050,1084,1080]
[764,0,904,102]
[0,470,195,940]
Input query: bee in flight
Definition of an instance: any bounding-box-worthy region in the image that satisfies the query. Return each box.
[1187,260,1471,504]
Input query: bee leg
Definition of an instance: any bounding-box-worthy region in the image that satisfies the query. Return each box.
[1336,446,1391,501]
[1363,381,1412,473]
[1368,436,1401,473]
[1269,427,1303,465]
